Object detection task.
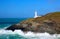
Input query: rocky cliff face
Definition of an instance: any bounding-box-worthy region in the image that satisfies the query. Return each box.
[6,12,60,34]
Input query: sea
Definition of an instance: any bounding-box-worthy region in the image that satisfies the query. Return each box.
[0,18,60,39]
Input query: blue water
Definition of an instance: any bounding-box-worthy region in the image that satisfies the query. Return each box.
[0,18,60,39]
[0,18,26,24]
[0,18,27,29]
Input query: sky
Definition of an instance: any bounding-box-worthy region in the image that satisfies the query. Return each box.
[0,0,60,18]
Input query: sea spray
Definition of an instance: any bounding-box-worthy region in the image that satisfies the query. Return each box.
[0,30,60,39]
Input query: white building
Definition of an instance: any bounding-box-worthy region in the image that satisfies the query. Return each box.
[34,11,41,18]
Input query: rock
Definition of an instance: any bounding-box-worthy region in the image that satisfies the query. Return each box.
[6,24,27,31]
[6,12,60,34]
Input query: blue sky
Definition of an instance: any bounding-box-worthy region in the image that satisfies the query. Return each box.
[0,0,60,18]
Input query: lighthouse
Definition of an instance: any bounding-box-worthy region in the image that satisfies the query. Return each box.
[34,11,38,18]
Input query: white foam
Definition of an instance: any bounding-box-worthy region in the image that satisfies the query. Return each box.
[0,30,60,39]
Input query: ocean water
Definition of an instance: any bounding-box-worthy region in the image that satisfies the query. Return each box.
[0,18,60,39]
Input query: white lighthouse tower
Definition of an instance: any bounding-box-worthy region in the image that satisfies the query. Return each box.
[34,11,38,18]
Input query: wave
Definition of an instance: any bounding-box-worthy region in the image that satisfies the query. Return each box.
[0,30,60,39]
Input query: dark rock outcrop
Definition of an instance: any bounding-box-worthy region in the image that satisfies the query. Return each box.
[6,24,25,31]
[6,12,60,34]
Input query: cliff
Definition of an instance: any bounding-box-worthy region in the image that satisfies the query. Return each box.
[6,12,60,34]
